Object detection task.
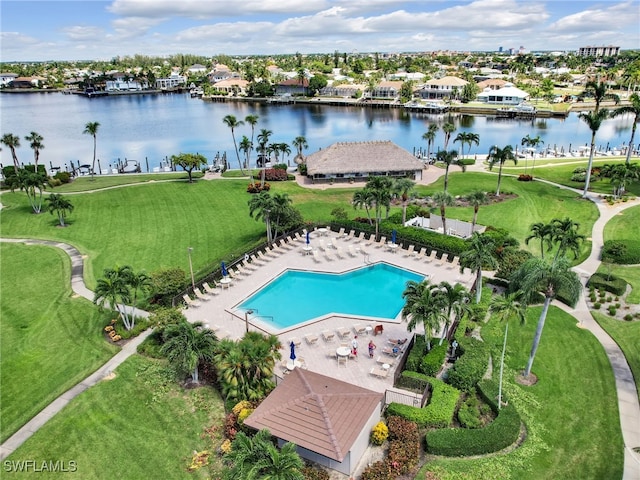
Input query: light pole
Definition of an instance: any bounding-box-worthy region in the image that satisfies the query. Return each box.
[244,309,254,333]
[187,247,195,290]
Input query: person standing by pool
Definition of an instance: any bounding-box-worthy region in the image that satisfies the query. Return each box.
[368,340,376,358]
[351,336,358,357]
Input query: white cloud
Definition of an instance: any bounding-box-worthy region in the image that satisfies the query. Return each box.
[62,25,105,41]
[547,1,639,33]
[111,16,166,39]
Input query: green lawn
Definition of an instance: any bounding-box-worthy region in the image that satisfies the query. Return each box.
[422,306,623,480]
[4,355,225,480]
[0,243,118,442]
[604,204,640,244]
[48,172,201,193]
[592,312,640,401]
[596,264,640,304]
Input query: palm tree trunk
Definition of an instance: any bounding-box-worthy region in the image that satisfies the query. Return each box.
[231,131,245,176]
[91,136,97,180]
[192,366,199,383]
[440,205,446,234]
[472,206,479,233]
[496,162,503,196]
[625,121,637,165]
[524,296,551,377]
[582,134,597,198]
[475,268,482,304]
[498,321,508,410]
[444,166,449,193]
[402,201,407,224]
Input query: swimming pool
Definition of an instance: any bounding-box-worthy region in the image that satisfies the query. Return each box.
[237,263,424,330]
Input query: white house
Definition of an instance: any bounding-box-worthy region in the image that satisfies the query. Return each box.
[155,73,186,90]
[0,73,18,87]
[416,76,468,100]
[477,82,529,105]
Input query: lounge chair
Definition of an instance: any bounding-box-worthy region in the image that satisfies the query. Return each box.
[376,356,394,366]
[194,287,208,301]
[425,250,437,262]
[347,245,358,257]
[353,324,367,335]
[335,247,345,259]
[388,338,409,346]
[414,247,427,260]
[236,264,250,276]
[182,294,200,308]
[322,330,335,342]
[356,232,365,242]
[381,346,400,357]
[257,251,270,263]
[345,230,355,241]
[202,282,220,295]
[367,234,377,245]
[375,236,387,248]
[250,254,265,265]
[312,250,322,263]
[327,349,337,359]
[336,326,351,339]
[447,255,460,269]
[403,245,416,257]
[304,333,319,346]
[323,251,335,262]
[288,337,302,347]
[337,227,345,236]
[369,366,389,378]
[228,269,242,281]
[242,260,257,271]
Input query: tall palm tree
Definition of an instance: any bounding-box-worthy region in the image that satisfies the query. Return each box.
[610,93,640,165]
[366,176,393,237]
[245,114,259,167]
[161,321,217,383]
[248,191,275,243]
[223,114,245,174]
[46,193,74,226]
[431,190,454,235]
[6,169,47,214]
[509,256,581,378]
[520,134,544,175]
[83,121,100,180]
[453,131,479,158]
[269,192,293,240]
[609,163,640,198]
[257,128,273,166]
[127,270,153,315]
[487,144,517,195]
[93,267,131,328]
[239,136,255,186]
[550,217,586,261]
[401,279,447,350]
[464,190,488,234]
[578,109,610,198]
[433,281,470,344]
[422,124,439,162]
[352,188,374,225]
[24,131,44,172]
[525,221,554,259]
[460,232,499,304]
[1,133,21,173]
[292,135,308,165]
[278,142,292,166]
[584,79,619,111]
[442,122,456,150]
[435,150,459,193]
[393,177,416,224]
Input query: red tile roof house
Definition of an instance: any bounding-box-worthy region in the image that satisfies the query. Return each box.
[244,368,383,476]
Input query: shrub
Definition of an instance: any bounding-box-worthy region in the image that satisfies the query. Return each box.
[151,267,187,306]
[272,163,288,171]
[386,377,460,428]
[396,370,430,394]
[263,168,288,181]
[587,272,628,297]
[495,248,532,280]
[237,408,253,424]
[458,158,476,166]
[246,182,271,193]
[608,306,617,316]
[232,400,253,416]
[361,416,419,479]
[447,337,489,392]
[420,342,448,376]
[602,240,640,264]
[300,465,329,480]
[54,171,71,184]
[114,317,151,339]
[573,166,587,174]
[593,302,601,310]
[517,174,533,181]
[298,164,307,175]
[370,421,389,446]
[405,335,427,372]
[457,392,483,429]
[425,379,521,456]
[571,173,587,182]
[624,314,633,321]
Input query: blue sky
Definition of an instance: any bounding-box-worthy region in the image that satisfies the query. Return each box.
[1,0,639,61]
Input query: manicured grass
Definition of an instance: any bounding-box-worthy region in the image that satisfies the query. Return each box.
[0,243,118,442]
[418,173,598,263]
[604,204,640,244]
[49,172,202,193]
[4,355,225,479]
[596,264,640,304]
[593,312,640,401]
[422,306,623,479]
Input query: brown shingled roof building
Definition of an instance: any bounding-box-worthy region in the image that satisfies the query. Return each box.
[304,140,424,183]
[244,368,383,476]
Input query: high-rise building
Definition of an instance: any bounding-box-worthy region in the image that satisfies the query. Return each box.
[578,45,620,57]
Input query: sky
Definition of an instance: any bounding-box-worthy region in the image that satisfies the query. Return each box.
[1,0,639,62]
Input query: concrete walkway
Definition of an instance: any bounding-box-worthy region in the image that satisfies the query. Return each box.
[0,238,151,461]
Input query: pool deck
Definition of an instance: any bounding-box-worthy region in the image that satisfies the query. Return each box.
[183,232,475,393]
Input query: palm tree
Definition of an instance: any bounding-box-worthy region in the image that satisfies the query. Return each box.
[610,93,640,165]
[489,292,526,409]
[578,109,610,198]
[464,190,488,233]
[609,163,640,198]
[292,135,308,165]
[248,191,275,243]
[520,134,544,175]
[24,131,44,172]
[433,281,470,344]
[422,124,439,163]
[257,128,273,166]
[509,256,581,378]
[245,114,260,167]
[6,169,47,214]
[487,144,517,195]
[238,136,255,185]
[269,192,293,240]
[94,267,131,328]
[366,176,393,238]
[460,232,499,304]
[393,177,416,224]
[127,270,153,315]
[278,142,292,166]
[1,133,21,173]
[161,321,217,383]
[352,188,374,225]
[550,217,586,260]
[453,132,479,158]
[401,279,447,350]
[442,122,456,150]
[435,150,459,193]
[525,221,554,259]
[46,193,74,226]
[248,440,303,480]
[431,190,453,235]
[223,114,246,175]
[584,79,619,111]
[83,121,100,180]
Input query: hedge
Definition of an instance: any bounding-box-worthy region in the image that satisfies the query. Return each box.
[425,379,521,456]
[602,240,640,265]
[446,337,489,392]
[420,342,449,377]
[386,376,460,428]
[587,272,628,297]
[404,335,427,372]
[396,370,431,393]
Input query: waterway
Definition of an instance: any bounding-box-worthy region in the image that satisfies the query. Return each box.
[0,92,635,172]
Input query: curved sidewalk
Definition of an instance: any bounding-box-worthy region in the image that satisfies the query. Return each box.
[0,238,151,461]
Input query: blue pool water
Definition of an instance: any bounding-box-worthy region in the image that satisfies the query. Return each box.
[238,263,424,329]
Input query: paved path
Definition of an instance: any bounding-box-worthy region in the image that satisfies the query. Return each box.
[0,238,151,461]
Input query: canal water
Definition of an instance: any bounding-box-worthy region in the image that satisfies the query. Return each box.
[1,92,635,172]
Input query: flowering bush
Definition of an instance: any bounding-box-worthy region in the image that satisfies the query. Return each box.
[264,168,288,181]
[237,408,253,424]
[219,439,232,455]
[187,450,210,471]
[517,174,533,181]
[232,400,253,415]
[370,421,389,446]
[224,412,238,440]
[247,182,271,193]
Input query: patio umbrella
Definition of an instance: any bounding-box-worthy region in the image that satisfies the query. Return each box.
[306,231,310,245]
[391,230,397,244]
[289,341,296,361]
[221,261,228,277]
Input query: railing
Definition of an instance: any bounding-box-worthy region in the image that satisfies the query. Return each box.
[384,388,424,408]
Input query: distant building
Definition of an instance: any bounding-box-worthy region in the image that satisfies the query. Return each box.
[212,78,249,95]
[578,46,620,57]
[155,74,186,90]
[0,72,18,87]
[275,77,311,96]
[415,76,468,100]
[371,80,403,99]
[477,82,529,105]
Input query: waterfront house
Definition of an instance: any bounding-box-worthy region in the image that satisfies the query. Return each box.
[319,83,366,98]
[304,140,424,183]
[10,76,44,88]
[476,79,508,91]
[0,73,18,87]
[212,78,249,96]
[105,72,146,92]
[415,76,468,100]
[477,82,529,105]
[187,64,207,74]
[244,368,383,476]
[155,74,186,90]
[371,81,403,99]
[275,77,311,96]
